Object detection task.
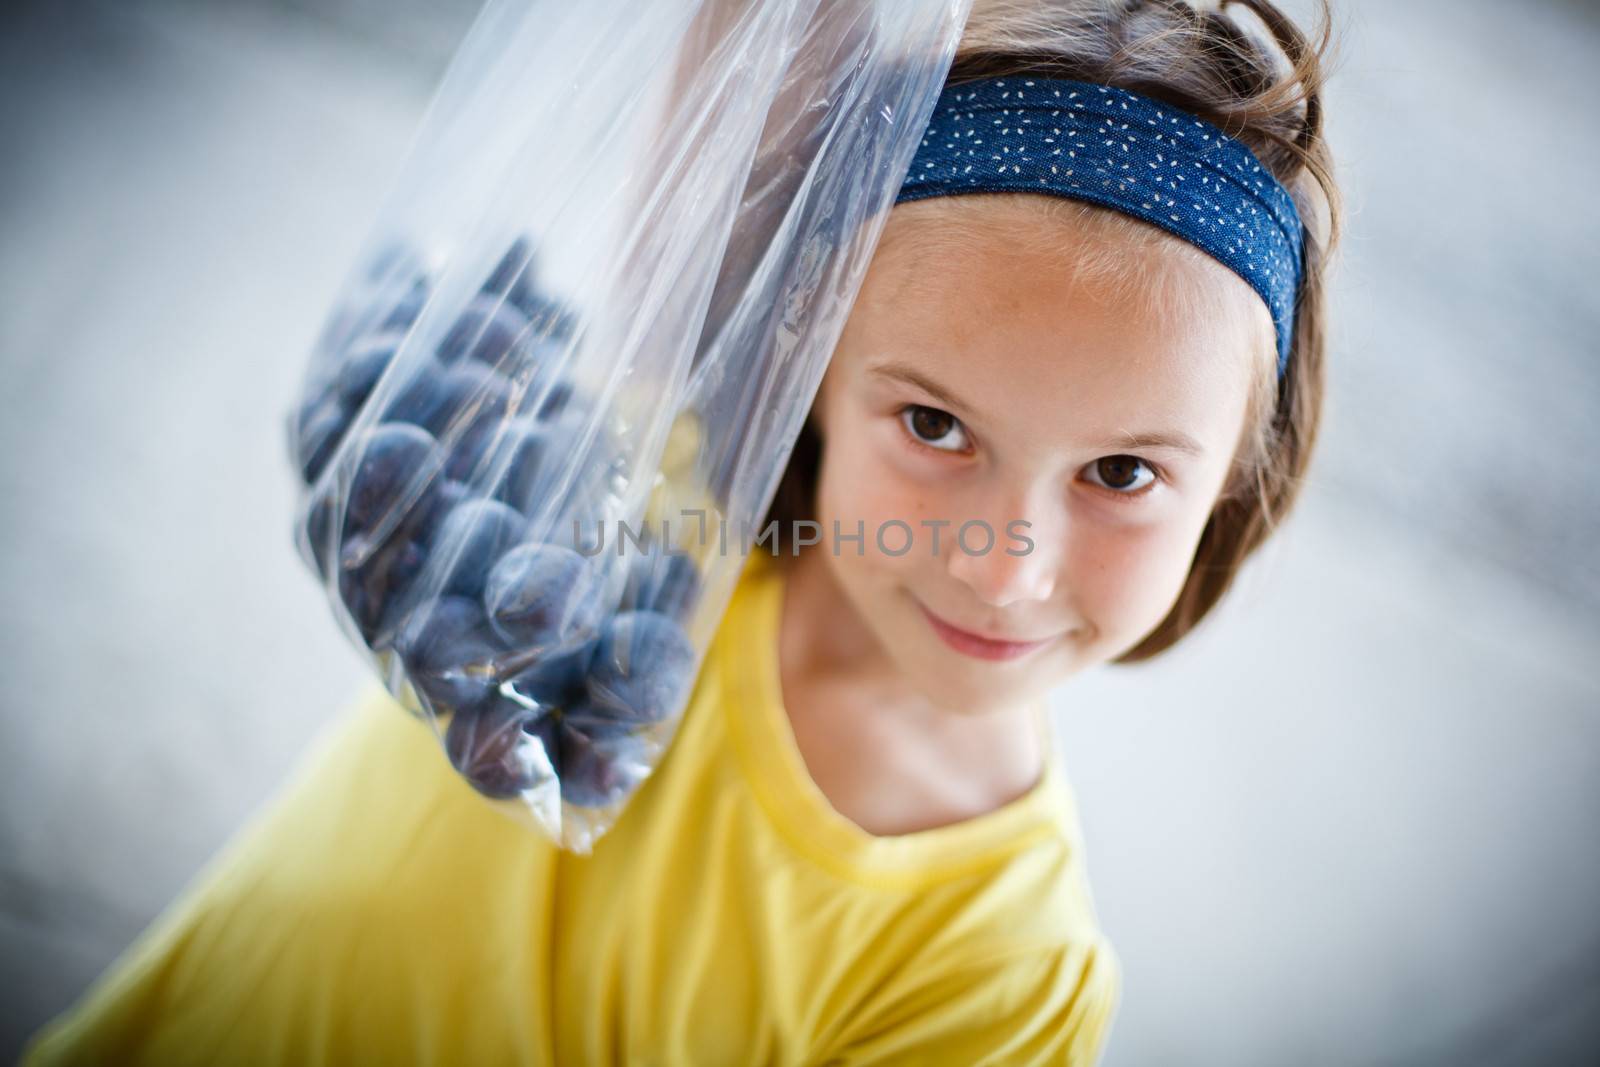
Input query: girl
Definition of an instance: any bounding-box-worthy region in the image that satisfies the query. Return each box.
[23,1,1342,1063]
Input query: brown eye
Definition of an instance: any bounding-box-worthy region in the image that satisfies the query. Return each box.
[1085,455,1157,497]
[911,407,953,439]
[900,405,969,453]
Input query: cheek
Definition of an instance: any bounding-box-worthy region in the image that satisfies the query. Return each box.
[813,421,938,566]
[1066,517,1202,631]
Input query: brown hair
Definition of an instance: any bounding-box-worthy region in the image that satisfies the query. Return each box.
[763,0,1345,664]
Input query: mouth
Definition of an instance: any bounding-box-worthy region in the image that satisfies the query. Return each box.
[917,604,1061,662]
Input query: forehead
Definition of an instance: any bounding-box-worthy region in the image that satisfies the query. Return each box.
[837,196,1272,438]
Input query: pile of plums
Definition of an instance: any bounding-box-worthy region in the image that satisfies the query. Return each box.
[289,237,704,808]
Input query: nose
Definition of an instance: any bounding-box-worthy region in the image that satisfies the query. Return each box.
[943,483,1060,608]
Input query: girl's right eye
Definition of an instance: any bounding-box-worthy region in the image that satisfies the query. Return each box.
[898,404,971,454]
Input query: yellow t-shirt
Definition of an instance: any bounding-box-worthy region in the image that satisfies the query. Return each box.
[22,550,1120,1066]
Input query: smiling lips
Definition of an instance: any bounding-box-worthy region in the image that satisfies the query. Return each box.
[918,605,1059,662]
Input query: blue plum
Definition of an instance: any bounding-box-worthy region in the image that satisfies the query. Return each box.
[381,278,429,332]
[479,239,575,342]
[503,637,598,713]
[484,542,605,649]
[543,476,618,559]
[434,362,513,427]
[502,411,608,530]
[481,237,539,312]
[561,694,646,741]
[385,358,450,431]
[333,332,403,410]
[408,477,472,546]
[445,696,554,800]
[389,359,512,446]
[442,416,504,484]
[523,410,626,533]
[433,498,527,600]
[396,595,504,716]
[343,423,445,536]
[437,295,531,367]
[585,610,697,725]
[622,539,702,621]
[434,364,515,481]
[490,423,552,515]
[519,292,581,344]
[300,486,339,581]
[534,377,574,420]
[294,396,354,485]
[557,721,650,808]
[495,339,572,419]
[338,533,428,646]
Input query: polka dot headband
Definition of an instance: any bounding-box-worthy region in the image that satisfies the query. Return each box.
[895,77,1306,381]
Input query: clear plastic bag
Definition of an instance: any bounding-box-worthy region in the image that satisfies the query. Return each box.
[286,0,970,853]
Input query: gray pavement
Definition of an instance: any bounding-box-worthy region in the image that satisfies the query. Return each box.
[1,1,1596,1064]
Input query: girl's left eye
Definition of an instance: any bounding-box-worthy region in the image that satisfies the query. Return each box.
[1082,455,1160,499]
[898,404,971,453]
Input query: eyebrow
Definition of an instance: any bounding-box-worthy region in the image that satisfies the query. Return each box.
[866,360,975,418]
[1101,429,1206,457]
[865,358,1207,458]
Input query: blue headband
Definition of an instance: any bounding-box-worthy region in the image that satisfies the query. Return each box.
[895,77,1304,381]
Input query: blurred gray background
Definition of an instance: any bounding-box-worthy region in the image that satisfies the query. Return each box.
[2,0,1596,1064]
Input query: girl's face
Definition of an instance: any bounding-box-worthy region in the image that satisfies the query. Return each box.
[807,199,1270,717]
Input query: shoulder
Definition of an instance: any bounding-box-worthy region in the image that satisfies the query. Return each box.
[819,790,1120,1063]
[822,935,1122,1066]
